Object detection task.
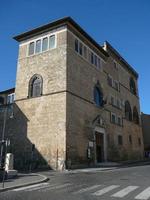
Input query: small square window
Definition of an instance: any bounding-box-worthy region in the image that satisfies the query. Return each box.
[94,55,97,67]
[7,93,15,104]
[42,37,48,51]
[75,39,79,52]
[118,117,122,126]
[111,113,116,124]
[35,40,41,54]
[29,42,35,55]
[129,135,132,144]
[116,99,121,108]
[49,35,55,49]
[114,80,120,91]
[111,96,115,105]
[79,42,83,55]
[88,50,91,62]
[12,94,15,102]
[118,135,123,145]
[91,52,94,64]
[114,61,118,69]
[83,46,87,59]
[7,95,11,104]
[0,97,4,105]
[97,58,101,69]
[108,75,113,87]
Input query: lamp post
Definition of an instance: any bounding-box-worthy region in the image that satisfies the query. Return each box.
[0,106,8,188]
[2,106,7,141]
[0,106,8,169]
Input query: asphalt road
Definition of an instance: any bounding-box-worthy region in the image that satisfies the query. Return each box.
[1,165,150,200]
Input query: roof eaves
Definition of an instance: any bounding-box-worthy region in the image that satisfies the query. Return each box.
[66,18,109,57]
[13,16,70,42]
[0,88,15,94]
[105,41,138,78]
[13,17,108,57]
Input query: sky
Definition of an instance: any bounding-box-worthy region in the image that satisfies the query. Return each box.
[0,0,150,113]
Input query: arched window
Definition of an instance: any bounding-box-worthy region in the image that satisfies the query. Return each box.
[94,86,103,107]
[130,77,136,95]
[125,101,132,121]
[133,106,139,124]
[0,96,4,105]
[29,74,43,98]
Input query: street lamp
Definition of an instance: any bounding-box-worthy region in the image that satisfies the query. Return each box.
[0,106,8,169]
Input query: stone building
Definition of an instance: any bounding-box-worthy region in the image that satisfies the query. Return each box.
[141,113,150,155]
[0,88,15,137]
[0,17,144,170]
[0,88,15,106]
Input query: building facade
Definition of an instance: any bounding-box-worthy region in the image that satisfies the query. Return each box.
[141,113,150,156]
[0,88,15,138]
[0,17,144,170]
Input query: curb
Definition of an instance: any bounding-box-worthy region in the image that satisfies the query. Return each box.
[65,167,118,173]
[64,162,150,174]
[0,173,49,193]
[119,161,150,168]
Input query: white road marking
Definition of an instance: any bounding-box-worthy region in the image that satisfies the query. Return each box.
[70,168,115,173]
[13,183,49,191]
[135,187,150,200]
[26,184,56,191]
[111,186,139,198]
[73,185,101,194]
[41,183,72,191]
[92,185,120,196]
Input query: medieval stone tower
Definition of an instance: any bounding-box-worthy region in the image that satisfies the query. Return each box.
[14,18,68,170]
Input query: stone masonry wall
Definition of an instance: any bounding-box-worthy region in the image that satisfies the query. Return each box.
[11,29,68,170]
[66,29,144,167]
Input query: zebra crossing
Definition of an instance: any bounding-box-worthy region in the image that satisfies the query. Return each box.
[92,185,120,196]
[13,182,150,199]
[111,186,139,198]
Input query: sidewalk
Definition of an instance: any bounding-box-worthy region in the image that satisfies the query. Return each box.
[0,173,49,193]
[64,160,150,173]
[119,159,150,166]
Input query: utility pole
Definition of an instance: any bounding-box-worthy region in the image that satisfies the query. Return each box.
[0,107,7,154]
[29,144,35,172]
[0,106,7,168]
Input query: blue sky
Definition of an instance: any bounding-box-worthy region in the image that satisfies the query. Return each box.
[0,0,150,113]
